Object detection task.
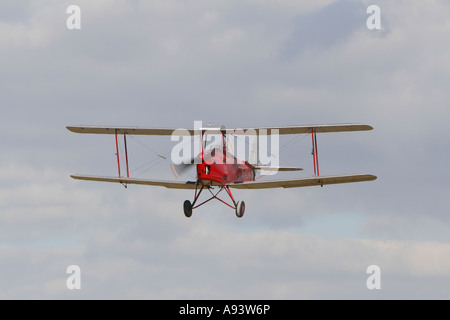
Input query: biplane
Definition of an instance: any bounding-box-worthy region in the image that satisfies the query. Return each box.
[66,124,376,218]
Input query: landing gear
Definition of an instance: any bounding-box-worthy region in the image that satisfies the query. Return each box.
[183,183,245,218]
[183,200,192,218]
[235,200,245,218]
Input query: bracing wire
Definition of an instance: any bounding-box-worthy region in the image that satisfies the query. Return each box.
[228,131,312,171]
[127,134,198,180]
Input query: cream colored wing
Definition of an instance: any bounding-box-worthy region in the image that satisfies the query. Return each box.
[229,174,377,189]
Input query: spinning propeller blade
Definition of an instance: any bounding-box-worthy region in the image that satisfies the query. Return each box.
[170,154,200,179]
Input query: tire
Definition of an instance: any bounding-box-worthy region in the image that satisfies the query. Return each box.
[235,200,245,218]
[183,200,192,218]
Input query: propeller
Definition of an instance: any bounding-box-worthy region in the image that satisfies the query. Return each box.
[170,154,202,179]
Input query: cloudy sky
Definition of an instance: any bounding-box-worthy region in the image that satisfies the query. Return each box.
[1,0,450,299]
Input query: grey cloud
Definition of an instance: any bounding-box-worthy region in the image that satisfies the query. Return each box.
[281,0,388,59]
[0,0,449,299]
[0,1,34,22]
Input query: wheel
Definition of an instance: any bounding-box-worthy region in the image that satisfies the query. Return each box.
[235,200,245,218]
[183,200,192,218]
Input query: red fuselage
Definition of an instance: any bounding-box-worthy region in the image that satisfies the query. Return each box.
[197,148,255,186]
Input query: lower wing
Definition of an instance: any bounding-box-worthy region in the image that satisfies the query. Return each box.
[229,174,377,189]
[71,173,376,190]
[70,175,198,189]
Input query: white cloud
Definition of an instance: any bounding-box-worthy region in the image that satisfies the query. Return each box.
[2,219,450,298]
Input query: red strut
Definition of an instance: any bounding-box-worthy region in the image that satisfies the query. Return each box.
[115,130,121,177]
[124,133,130,178]
[311,129,320,176]
[314,130,319,176]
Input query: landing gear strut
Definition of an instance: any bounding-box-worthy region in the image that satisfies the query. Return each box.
[183,182,246,218]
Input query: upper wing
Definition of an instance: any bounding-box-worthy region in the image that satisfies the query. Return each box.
[66,126,194,135]
[70,174,198,189]
[229,174,377,189]
[232,124,373,135]
[67,124,372,136]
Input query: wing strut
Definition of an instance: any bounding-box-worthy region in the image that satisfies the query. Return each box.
[114,129,130,179]
[312,129,319,176]
[115,129,121,177]
[124,133,130,178]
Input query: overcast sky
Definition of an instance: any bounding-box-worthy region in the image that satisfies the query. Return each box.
[1,0,450,299]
